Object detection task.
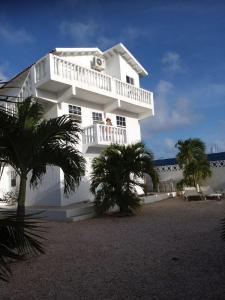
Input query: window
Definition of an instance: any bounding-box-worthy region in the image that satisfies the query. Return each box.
[68,105,82,123]
[126,75,134,85]
[10,171,16,187]
[116,116,126,127]
[92,112,103,124]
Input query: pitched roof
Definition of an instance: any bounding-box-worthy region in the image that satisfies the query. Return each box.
[52,43,148,77]
[104,43,148,77]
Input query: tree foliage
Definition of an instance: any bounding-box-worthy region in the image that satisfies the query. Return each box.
[90,142,159,215]
[0,97,86,216]
[175,138,211,188]
[0,212,45,282]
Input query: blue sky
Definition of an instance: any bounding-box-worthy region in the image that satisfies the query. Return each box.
[0,0,225,158]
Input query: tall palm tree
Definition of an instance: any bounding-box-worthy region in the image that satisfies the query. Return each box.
[0,212,45,282]
[175,138,211,187]
[0,97,85,217]
[90,142,158,215]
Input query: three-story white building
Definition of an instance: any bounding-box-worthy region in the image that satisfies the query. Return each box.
[0,43,154,207]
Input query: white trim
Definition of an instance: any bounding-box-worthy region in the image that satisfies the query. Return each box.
[52,48,103,57]
[104,43,148,77]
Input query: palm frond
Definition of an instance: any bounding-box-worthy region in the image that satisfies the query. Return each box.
[91,143,158,215]
[30,142,86,194]
[0,212,45,282]
[221,217,225,241]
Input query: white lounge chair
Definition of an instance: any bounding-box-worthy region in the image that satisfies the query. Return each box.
[200,186,222,200]
[184,187,205,201]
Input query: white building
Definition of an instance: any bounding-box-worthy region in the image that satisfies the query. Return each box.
[0,43,154,207]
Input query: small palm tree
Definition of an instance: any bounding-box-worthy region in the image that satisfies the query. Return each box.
[0,97,86,217]
[90,142,158,215]
[175,138,211,188]
[0,212,44,282]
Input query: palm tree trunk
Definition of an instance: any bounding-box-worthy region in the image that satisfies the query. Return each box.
[16,174,27,218]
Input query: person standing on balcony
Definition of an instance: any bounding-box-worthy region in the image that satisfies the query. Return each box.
[105,118,112,141]
[106,118,112,126]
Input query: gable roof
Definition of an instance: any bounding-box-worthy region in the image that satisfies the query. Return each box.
[52,43,148,77]
[104,43,148,77]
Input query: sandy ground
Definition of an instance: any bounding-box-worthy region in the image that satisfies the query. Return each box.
[1,197,225,300]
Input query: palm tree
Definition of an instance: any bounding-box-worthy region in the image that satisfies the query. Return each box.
[175,138,211,188]
[0,212,44,282]
[0,97,85,217]
[90,142,158,215]
[0,161,5,181]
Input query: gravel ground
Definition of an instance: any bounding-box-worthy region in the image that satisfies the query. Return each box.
[1,197,225,300]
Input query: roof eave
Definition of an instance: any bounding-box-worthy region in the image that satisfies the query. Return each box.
[52,47,103,56]
[104,43,148,77]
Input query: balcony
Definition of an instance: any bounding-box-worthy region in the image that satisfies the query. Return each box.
[83,124,127,152]
[31,54,153,119]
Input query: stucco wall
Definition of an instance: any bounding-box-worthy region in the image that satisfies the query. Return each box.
[0,166,18,199]
[157,165,225,192]
[118,55,140,87]
[105,55,121,79]
[26,167,62,206]
[60,55,94,69]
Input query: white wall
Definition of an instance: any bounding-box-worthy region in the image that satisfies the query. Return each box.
[203,167,225,191]
[62,153,96,206]
[157,166,225,192]
[0,166,18,199]
[26,167,62,206]
[105,54,140,87]
[105,55,121,79]
[60,55,94,69]
[119,55,140,87]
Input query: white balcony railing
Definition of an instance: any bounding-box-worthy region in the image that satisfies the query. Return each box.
[34,55,152,106]
[115,79,151,104]
[83,124,127,147]
[53,56,112,92]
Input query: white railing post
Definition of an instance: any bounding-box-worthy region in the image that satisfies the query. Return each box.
[93,123,98,144]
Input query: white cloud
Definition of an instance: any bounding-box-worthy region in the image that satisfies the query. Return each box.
[140,80,199,138]
[164,137,175,149]
[0,20,34,44]
[59,20,99,45]
[59,20,143,48]
[0,63,9,83]
[161,51,183,73]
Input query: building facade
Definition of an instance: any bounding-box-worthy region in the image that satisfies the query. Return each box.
[0,43,154,207]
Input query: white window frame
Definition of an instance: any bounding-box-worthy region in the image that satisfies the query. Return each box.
[92,112,103,124]
[126,75,134,85]
[68,105,82,123]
